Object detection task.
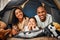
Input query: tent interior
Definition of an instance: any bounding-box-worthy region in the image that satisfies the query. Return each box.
[0,0,60,24]
[0,0,60,40]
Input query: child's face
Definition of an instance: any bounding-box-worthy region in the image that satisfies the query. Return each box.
[28,18,36,27]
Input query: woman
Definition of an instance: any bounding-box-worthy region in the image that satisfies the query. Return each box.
[10,7,29,36]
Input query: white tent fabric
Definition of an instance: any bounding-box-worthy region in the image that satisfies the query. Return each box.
[0,0,11,11]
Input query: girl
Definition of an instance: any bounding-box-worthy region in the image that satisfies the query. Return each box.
[24,17,39,31]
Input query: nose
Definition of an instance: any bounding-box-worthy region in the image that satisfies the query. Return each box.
[39,13,43,16]
[18,12,22,15]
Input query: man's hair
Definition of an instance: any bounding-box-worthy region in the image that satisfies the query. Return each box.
[37,5,46,11]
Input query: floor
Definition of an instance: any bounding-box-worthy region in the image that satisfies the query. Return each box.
[7,37,59,40]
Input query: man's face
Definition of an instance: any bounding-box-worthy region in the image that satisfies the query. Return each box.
[37,7,46,21]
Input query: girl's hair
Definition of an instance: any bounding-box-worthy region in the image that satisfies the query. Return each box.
[12,7,26,25]
[29,17,37,25]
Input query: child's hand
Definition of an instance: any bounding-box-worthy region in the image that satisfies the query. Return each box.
[27,22,32,31]
[28,23,32,27]
[32,23,36,29]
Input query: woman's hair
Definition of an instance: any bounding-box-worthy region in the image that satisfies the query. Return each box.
[29,17,37,25]
[12,7,26,25]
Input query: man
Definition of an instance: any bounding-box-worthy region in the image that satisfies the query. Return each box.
[34,6,52,28]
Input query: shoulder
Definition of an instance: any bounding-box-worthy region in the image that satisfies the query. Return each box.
[47,14,52,17]
[34,15,38,18]
[34,15,40,21]
[25,17,29,20]
[34,15,39,19]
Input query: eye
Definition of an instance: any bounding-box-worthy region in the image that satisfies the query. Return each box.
[38,12,40,13]
[50,27,52,29]
[18,11,21,13]
[48,25,52,29]
[37,12,41,14]
[15,11,18,15]
[42,11,45,13]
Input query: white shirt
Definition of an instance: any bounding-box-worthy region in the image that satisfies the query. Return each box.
[34,14,52,28]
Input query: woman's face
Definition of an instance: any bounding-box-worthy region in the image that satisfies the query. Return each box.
[15,9,23,19]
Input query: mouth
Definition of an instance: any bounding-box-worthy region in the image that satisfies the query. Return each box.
[18,14,23,17]
[18,15,23,18]
[40,16,44,19]
[40,16,44,18]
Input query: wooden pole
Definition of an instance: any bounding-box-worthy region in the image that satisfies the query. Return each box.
[53,0,60,10]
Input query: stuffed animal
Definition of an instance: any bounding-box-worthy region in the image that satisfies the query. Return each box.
[27,22,60,38]
[53,22,60,31]
[43,22,60,38]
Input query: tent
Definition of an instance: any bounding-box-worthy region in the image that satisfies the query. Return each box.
[0,0,60,24]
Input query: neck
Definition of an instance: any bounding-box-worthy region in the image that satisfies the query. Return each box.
[19,18,23,23]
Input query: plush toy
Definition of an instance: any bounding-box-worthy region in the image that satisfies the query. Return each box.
[47,22,60,38]
[53,22,60,31]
